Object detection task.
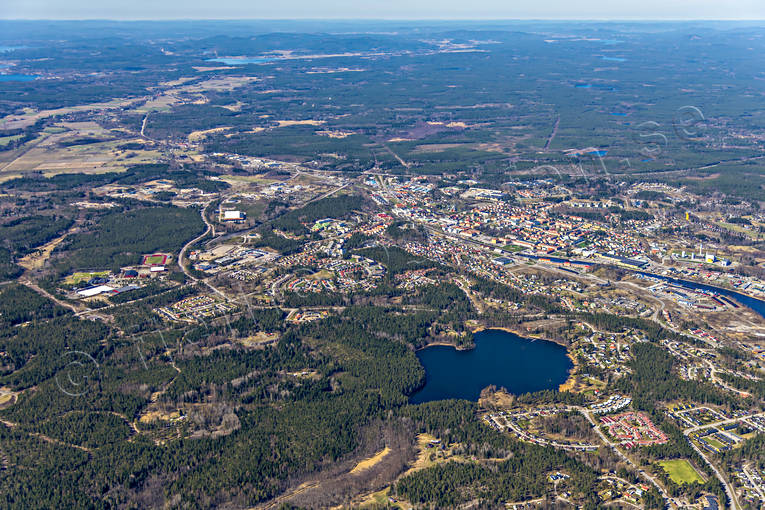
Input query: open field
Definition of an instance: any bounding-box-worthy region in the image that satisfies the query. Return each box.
[239,332,279,347]
[276,120,325,127]
[0,134,23,146]
[0,129,161,179]
[0,98,144,130]
[139,410,182,424]
[658,459,704,485]
[349,447,391,475]
[178,76,259,93]
[142,254,169,266]
[63,271,111,285]
[188,127,233,142]
[17,231,72,270]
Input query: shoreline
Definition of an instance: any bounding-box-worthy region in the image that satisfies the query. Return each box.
[558,351,579,393]
[470,324,570,349]
[416,340,473,352]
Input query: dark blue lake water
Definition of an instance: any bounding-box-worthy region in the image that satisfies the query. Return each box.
[410,329,573,403]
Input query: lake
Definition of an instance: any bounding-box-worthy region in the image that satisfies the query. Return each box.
[410,329,573,403]
[0,74,39,82]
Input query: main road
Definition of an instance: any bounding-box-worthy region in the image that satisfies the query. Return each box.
[177,201,228,300]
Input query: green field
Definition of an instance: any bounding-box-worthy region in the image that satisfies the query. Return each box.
[703,436,727,450]
[503,244,526,252]
[0,134,23,146]
[658,459,704,485]
[143,254,167,265]
[65,271,110,285]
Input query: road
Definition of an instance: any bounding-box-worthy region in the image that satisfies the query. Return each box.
[678,413,765,510]
[703,359,752,398]
[383,144,410,169]
[544,116,560,151]
[742,464,765,502]
[683,412,765,435]
[177,201,228,300]
[688,439,739,510]
[140,112,150,137]
[577,408,670,505]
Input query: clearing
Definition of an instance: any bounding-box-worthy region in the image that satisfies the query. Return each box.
[658,459,704,485]
[349,447,391,475]
[18,230,72,270]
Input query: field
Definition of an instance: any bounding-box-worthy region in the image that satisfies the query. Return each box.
[0,126,161,180]
[658,459,704,485]
[17,230,71,270]
[704,436,727,450]
[143,254,168,266]
[64,271,111,285]
[0,134,23,146]
[349,447,391,475]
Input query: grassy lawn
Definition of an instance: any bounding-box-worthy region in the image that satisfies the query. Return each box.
[703,435,726,450]
[64,270,111,285]
[503,244,526,252]
[658,459,704,485]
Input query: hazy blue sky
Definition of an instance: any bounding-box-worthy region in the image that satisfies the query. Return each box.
[2,0,765,20]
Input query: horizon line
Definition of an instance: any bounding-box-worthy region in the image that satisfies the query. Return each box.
[2,17,765,22]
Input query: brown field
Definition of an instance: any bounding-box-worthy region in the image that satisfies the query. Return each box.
[316,130,354,139]
[139,410,182,424]
[157,77,197,87]
[0,98,143,130]
[179,76,259,93]
[349,447,392,475]
[412,143,469,152]
[276,120,325,127]
[239,332,279,347]
[0,132,160,178]
[18,230,72,270]
[134,93,182,113]
[188,127,233,142]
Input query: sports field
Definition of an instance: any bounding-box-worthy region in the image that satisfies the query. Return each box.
[143,254,168,266]
[65,271,111,285]
[658,459,704,485]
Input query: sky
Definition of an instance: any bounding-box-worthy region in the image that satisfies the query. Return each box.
[2,0,765,20]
